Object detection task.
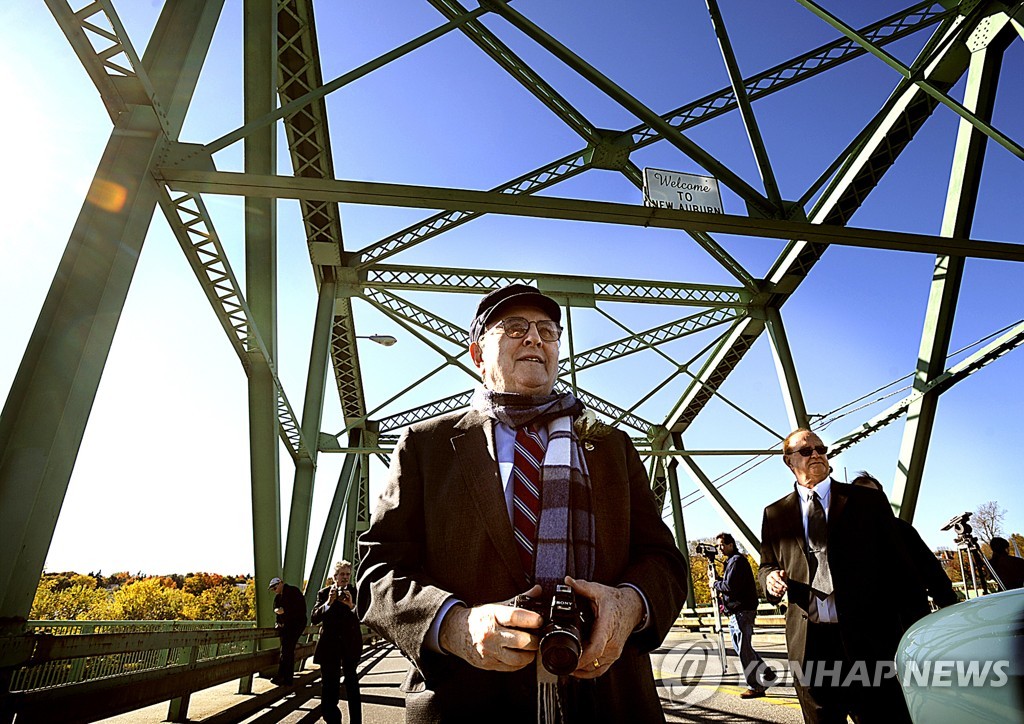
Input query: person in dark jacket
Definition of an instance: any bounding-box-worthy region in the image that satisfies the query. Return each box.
[852,473,958,611]
[989,536,1024,590]
[312,560,364,724]
[269,576,307,685]
[712,532,775,698]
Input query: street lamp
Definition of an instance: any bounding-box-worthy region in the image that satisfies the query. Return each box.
[357,334,397,347]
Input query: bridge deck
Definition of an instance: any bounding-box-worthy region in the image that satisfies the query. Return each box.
[98,626,802,723]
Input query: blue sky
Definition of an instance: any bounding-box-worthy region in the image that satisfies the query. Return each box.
[2,1,1022,575]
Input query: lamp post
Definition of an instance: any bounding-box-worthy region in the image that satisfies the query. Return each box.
[356,334,397,347]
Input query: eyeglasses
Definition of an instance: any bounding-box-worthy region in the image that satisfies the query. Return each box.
[490,317,562,342]
[788,445,828,458]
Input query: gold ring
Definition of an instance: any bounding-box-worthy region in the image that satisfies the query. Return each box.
[592,659,600,669]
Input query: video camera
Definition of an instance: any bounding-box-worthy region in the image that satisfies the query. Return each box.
[515,584,592,676]
[695,542,718,561]
[941,512,974,537]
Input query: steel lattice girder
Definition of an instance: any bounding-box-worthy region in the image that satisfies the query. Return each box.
[6,0,1024,633]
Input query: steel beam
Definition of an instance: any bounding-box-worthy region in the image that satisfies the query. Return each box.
[765,307,809,430]
[661,9,981,437]
[305,431,361,612]
[160,169,1024,261]
[831,320,1024,458]
[893,30,1007,522]
[350,2,946,267]
[705,0,784,212]
[667,459,696,610]
[0,0,222,627]
[283,277,337,585]
[244,0,282,624]
[158,188,311,461]
[364,266,750,308]
[673,436,760,563]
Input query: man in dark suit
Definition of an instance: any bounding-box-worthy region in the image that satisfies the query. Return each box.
[851,472,957,611]
[989,537,1024,590]
[312,560,363,724]
[758,429,923,723]
[269,576,307,685]
[358,284,688,722]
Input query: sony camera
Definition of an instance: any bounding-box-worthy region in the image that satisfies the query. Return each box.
[695,542,718,560]
[515,584,591,676]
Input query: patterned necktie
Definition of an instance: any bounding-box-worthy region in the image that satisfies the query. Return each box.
[512,424,545,577]
[808,490,833,597]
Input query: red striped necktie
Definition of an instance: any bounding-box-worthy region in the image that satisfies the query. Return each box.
[512,424,545,577]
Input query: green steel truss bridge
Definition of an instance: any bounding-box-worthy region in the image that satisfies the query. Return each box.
[2,0,1023,639]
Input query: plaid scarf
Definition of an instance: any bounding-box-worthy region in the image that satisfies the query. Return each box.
[470,387,595,590]
[471,386,594,723]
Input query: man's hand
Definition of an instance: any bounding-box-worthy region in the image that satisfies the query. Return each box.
[566,576,643,679]
[439,585,543,672]
[767,569,788,598]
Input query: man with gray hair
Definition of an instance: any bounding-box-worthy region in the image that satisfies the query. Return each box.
[312,560,363,724]
[358,284,687,722]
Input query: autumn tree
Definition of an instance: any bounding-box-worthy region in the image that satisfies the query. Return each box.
[30,577,108,620]
[973,501,1005,542]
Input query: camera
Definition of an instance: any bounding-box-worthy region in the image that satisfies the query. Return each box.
[515,584,591,676]
[695,542,718,560]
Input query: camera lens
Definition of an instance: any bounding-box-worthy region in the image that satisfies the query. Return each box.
[540,629,582,676]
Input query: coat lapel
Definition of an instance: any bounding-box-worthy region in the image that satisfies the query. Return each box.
[826,479,848,530]
[451,411,524,584]
[779,491,810,584]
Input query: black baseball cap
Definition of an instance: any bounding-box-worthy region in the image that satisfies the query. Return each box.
[469,284,561,343]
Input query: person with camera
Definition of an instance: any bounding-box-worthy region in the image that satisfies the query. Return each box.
[312,560,363,724]
[268,576,307,685]
[710,532,775,699]
[357,284,688,722]
[759,429,925,723]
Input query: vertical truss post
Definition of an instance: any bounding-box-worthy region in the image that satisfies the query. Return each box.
[666,459,695,610]
[764,306,809,430]
[673,435,760,562]
[283,276,338,585]
[893,36,1005,522]
[305,430,362,612]
[244,0,282,626]
[344,426,377,566]
[0,0,220,628]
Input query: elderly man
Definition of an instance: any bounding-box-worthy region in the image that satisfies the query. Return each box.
[312,561,363,724]
[759,429,925,724]
[358,284,687,722]
[269,576,307,685]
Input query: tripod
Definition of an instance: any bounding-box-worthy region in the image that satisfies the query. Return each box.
[942,512,1006,598]
[703,555,729,672]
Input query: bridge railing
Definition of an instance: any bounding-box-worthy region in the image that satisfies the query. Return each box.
[11,620,257,692]
[0,620,320,723]
[676,602,787,630]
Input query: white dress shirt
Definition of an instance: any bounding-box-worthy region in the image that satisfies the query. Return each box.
[794,478,838,624]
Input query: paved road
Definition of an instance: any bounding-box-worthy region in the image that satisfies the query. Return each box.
[103,626,803,723]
